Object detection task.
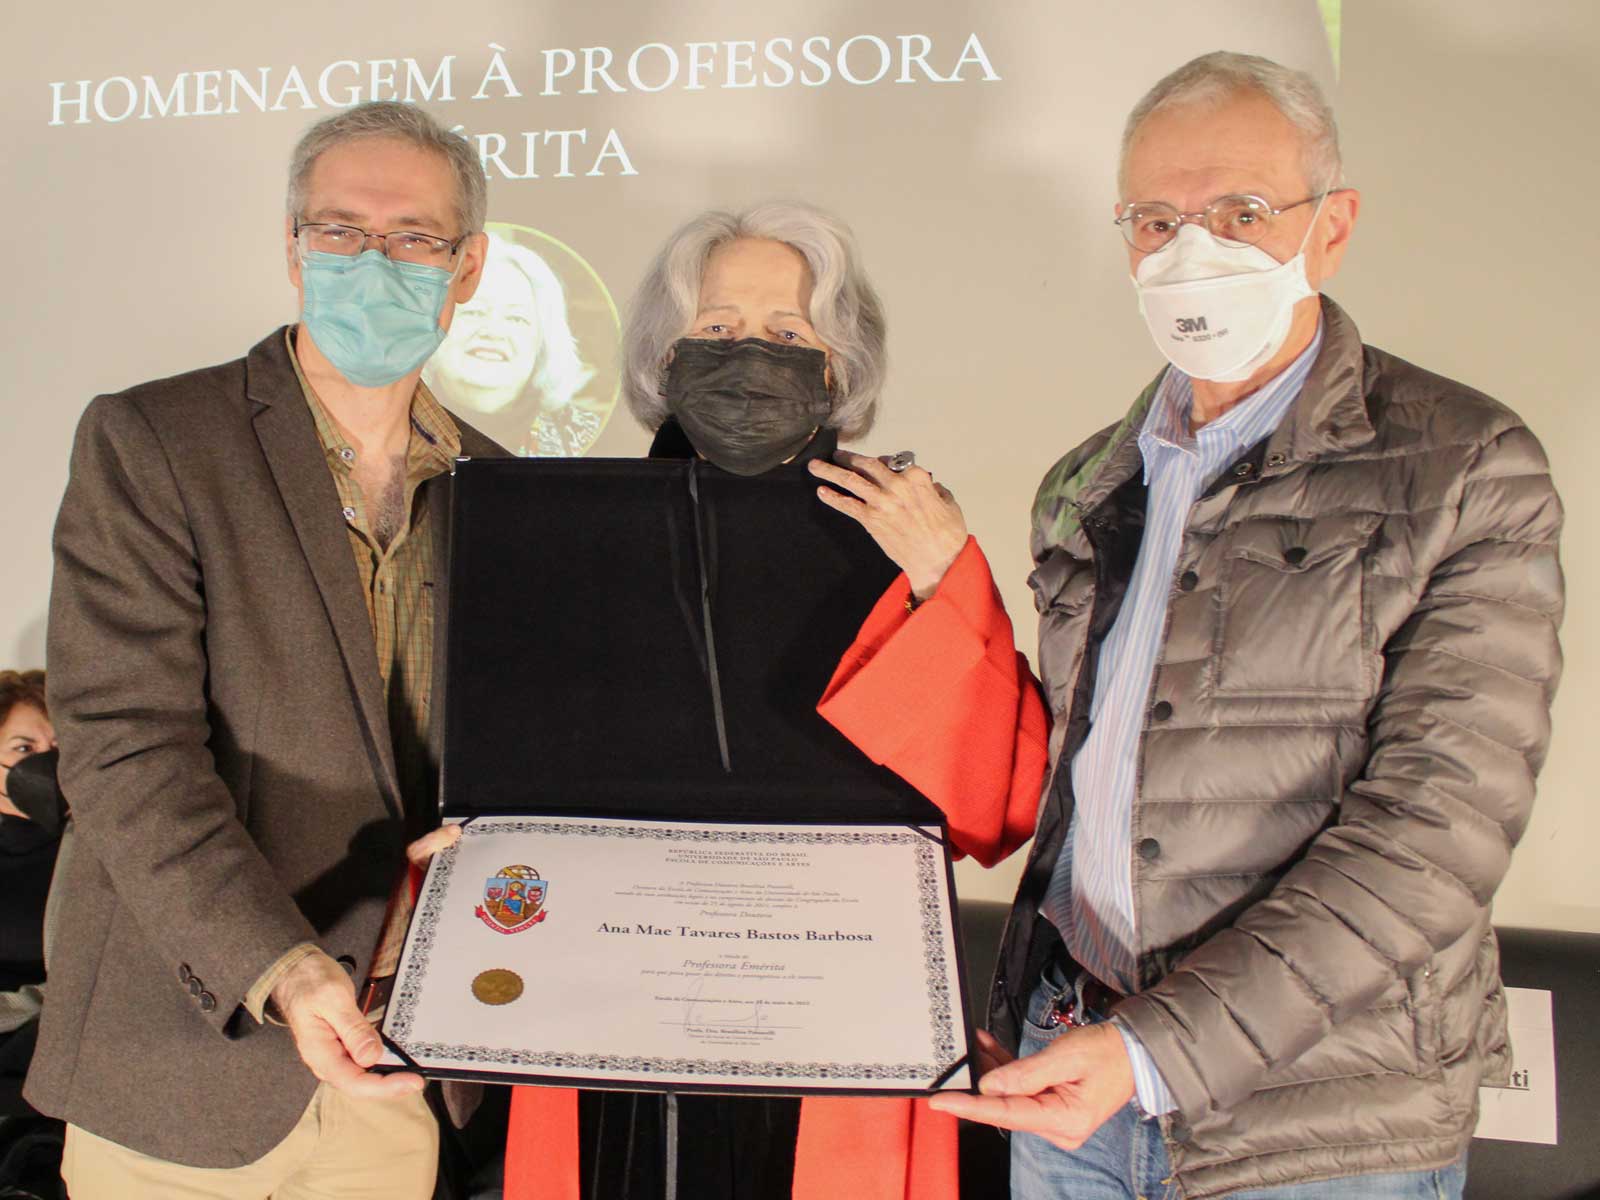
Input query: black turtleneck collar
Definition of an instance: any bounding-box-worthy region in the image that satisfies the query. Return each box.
[0,812,58,856]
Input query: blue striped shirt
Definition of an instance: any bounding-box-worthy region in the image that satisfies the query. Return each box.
[1040,327,1323,1115]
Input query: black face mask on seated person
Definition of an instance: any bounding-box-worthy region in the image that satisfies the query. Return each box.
[4,748,65,839]
[663,337,833,477]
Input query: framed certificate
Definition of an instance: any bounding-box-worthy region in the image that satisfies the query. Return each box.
[392,458,979,1094]
[380,814,974,1094]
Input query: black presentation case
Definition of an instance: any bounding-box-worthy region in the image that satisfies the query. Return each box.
[381,455,975,1095]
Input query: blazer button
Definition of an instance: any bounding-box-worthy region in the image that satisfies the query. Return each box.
[1177,570,1199,592]
[198,991,217,1013]
[1284,546,1308,566]
[178,963,192,984]
[188,978,203,997]
[1138,838,1161,861]
[1151,701,1173,721]
[1232,462,1254,478]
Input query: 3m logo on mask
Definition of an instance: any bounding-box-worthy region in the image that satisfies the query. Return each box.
[1175,316,1208,334]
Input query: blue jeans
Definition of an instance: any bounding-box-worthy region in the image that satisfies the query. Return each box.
[1009,965,1467,1200]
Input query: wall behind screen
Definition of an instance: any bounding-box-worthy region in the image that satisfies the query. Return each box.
[3,2,1595,932]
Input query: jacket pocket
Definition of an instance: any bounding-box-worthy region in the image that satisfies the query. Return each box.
[1213,512,1381,698]
[1410,962,1443,1075]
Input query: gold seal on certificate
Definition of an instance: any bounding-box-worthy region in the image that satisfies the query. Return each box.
[472,969,525,1006]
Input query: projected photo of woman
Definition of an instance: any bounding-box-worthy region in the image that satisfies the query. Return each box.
[423,226,621,456]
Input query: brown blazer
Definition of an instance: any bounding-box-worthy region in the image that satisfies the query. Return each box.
[26,328,503,1167]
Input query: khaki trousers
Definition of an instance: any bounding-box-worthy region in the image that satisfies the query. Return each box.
[61,1083,438,1199]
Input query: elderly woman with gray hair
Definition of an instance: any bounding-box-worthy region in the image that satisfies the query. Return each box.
[621,200,886,474]
[488,201,964,1200]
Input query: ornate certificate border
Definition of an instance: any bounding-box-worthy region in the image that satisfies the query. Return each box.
[387,819,960,1083]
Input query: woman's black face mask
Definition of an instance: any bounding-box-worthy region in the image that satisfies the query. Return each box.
[4,748,65,837]
[663,337,832,476]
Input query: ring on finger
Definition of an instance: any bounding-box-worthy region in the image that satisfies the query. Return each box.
[884,450,916,473]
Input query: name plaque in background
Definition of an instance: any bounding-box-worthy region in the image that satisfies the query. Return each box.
[1475,987,1558,1146]
[381,814,973,1094]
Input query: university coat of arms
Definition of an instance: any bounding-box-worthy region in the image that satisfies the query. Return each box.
[474,864,549,934]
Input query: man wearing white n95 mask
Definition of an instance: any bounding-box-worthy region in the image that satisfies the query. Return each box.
[811,50,1563,1199]
[1129,192,1324,384]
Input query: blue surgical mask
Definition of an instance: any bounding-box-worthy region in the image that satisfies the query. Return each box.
[299,249,455,388]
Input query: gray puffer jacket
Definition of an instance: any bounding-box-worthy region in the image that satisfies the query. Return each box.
[989,297,1564,1197]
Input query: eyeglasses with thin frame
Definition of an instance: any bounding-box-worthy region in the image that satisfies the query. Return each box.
[293,220,469,268]
[1114,191,1340,254]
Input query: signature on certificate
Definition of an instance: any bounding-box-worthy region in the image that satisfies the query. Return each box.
[667,973,799,1038]
[687,995,771,1030]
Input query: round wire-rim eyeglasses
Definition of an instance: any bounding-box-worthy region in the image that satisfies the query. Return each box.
[1113,190,1345,253]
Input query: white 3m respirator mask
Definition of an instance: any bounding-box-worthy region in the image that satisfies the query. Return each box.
[1132,203,1323,382]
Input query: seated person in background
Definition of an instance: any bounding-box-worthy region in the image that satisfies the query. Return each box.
[1,669,66,1200]
[0,670,58,1047]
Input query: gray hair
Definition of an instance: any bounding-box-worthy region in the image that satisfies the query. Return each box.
[622,201,887,439]
[1119,51,1343,196]
[287,100,487,236]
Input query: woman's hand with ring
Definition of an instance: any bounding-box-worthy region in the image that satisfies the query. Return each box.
[809,450,968,601]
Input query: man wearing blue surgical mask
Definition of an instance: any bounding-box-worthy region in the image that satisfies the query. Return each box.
[816,50,1562,1200]
[29,102,504,1198]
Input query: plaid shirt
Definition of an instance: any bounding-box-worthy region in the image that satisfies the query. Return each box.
[290,334,461,980]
